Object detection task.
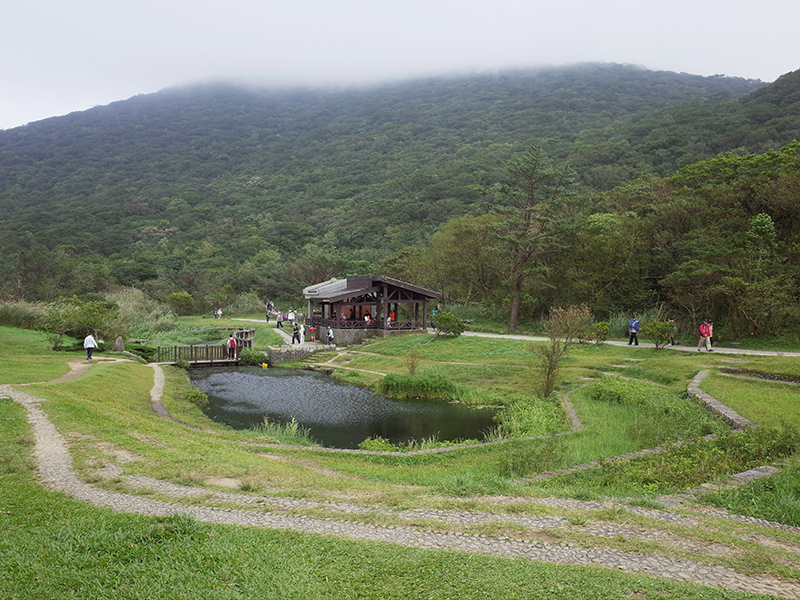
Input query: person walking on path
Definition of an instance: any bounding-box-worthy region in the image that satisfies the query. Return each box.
[226,335,237,359]
[698,319,713,351]
[326,326,334,345]
[276,312,284,329]
[628,317,640,346]
[291,324,300,345]
[668,318,677,346]
[299,324,305,344]
[83,333,99,360]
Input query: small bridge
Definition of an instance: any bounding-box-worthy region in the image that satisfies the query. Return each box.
[156,328,255,366]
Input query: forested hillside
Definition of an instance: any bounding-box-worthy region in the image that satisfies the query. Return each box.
[1,63,799,336]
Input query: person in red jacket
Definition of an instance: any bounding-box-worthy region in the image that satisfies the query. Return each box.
[697,319,713,352]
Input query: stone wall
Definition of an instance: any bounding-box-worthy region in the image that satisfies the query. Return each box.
[687,370,756,430]
[267,344,333,366]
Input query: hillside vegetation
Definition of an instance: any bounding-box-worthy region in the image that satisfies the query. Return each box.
[1,63,799,337]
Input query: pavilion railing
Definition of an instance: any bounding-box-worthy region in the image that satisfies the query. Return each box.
[308,317,426,330]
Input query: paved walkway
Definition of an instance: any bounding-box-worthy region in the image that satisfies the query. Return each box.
[4,356,800,597]
[460,330,800,357]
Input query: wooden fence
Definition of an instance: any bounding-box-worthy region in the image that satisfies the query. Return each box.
[156,344,237,364]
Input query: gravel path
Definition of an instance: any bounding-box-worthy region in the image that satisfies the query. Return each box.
[4,361,800,598]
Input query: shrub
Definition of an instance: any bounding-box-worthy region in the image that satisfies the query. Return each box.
[432,311,465,336]
[590,321,609,343]
[404,345,422,376]
[165,291,196,316]
[183,387,209,409]
[578,321,610,344]
[639,320,676,349]
[123,343,157,362]
[533,305,592,397]
[238,348,267,366]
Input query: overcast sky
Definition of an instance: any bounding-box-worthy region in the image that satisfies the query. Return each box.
[2,0,798,130]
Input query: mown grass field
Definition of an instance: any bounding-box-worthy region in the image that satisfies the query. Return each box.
[2,323,799,598]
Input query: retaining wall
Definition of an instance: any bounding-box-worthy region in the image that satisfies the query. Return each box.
[687,370,756,430]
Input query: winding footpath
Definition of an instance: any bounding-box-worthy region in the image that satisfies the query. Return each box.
[3,349,800,598]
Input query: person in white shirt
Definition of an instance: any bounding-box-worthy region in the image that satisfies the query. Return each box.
[84,334,99,360]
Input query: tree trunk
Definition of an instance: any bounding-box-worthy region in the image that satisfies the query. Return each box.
[509,275,523,331]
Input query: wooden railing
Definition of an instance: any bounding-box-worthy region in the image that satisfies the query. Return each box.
[308,317,425,330]
[155,328,255,364]
[156,344,237,363]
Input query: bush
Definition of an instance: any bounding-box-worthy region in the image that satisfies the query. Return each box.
[165,291,196,316]
[432,311,465,336]
[183,387,209,409]
[238,348,267,366]
[639,320,676,349]
[124,343,157,362]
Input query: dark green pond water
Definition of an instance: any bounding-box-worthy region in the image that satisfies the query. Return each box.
[189,367,496,449]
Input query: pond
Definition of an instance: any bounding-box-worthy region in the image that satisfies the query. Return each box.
[189,367,496,449]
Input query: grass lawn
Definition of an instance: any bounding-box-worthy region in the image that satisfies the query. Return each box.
[0,325,79,384]
[700,371,800,428]
[2,325,800,597]
[0,396,778,600]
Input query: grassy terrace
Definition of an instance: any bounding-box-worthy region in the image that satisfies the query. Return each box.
[2,322,799,598]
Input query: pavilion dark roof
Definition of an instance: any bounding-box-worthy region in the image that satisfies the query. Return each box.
[303,275,440,304]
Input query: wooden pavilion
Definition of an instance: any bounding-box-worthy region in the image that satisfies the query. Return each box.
[304,275,440,338]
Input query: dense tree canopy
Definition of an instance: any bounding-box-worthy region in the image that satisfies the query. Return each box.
[1,63,799,337]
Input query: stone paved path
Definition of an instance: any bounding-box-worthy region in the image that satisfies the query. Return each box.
[4,358,800,598]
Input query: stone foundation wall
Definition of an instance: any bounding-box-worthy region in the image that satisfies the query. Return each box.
[267,344,333,366]
[327,328,422,346]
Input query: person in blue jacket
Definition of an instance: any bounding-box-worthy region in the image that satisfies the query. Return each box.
[628,317,640,346]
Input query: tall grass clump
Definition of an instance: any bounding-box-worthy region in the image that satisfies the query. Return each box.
[0,301,47,329]
[378,368,457,400]
[607,306,665,339]
[588,375,726,446]
[492,396,567,438]
[701,462,800,526]
[542,424,800,497]
[105,288,178,337]
[246,417,319,447]
[497,438,568,478]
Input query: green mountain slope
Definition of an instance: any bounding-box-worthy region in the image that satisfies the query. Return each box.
[2,62,799,315]
[0,64,770,253]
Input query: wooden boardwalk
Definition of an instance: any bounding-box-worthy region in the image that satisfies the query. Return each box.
[156,328,256,366]
[156,344,239,366]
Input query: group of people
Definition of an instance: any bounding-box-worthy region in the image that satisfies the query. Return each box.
[627,316,714,350]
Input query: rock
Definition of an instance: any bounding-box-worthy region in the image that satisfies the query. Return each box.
[112,336,125,352]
